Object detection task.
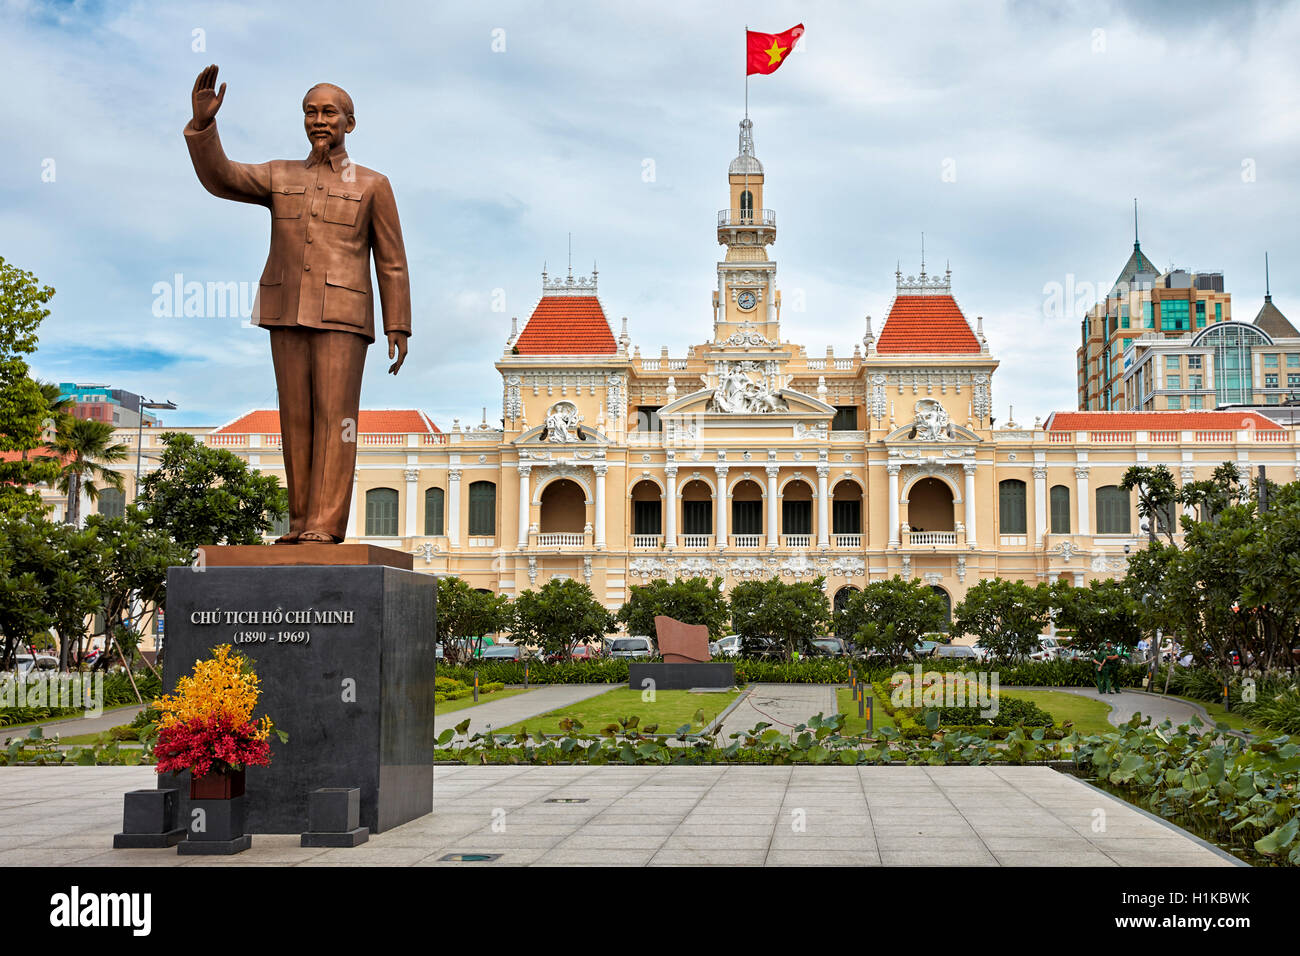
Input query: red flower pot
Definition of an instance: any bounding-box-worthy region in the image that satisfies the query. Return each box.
[190,768,246,800]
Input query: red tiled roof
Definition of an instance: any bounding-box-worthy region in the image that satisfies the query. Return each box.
[213,409,439,434]
[1046,411,1280,431]
[514,295,616,355]
[876,295,981,354]
[0,449,74,466]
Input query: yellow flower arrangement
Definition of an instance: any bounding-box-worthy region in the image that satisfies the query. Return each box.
[155,644,274,742]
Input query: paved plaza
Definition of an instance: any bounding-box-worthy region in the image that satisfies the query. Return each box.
[0,763,1239,867]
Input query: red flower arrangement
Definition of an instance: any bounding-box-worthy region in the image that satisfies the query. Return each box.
[153,644,283,780]
[154,712,272,779]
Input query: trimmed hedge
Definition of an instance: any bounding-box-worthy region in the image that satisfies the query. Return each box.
[0,671,163,728]
[434,657,1147,688]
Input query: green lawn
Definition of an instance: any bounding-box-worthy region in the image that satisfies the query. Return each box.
[491,687,740,736]
[834,687,896,735]
[435,686,532,716]
[1000,689,1114,735]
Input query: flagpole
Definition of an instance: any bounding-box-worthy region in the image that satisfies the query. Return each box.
[743,25,749,224]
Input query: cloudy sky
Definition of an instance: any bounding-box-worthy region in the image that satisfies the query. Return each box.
[4,0,1299,428]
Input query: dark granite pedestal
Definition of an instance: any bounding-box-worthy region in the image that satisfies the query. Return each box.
[628,662,735,691]
[158,561,435,835]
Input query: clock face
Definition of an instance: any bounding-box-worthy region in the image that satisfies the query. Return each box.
[737,290,757,311]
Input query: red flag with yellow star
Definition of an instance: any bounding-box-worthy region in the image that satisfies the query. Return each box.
[746,24,803,76]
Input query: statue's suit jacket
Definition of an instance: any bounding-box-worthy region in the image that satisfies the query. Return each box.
[183,121,411,344]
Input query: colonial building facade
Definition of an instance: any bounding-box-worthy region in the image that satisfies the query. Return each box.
[86,119,1300,625]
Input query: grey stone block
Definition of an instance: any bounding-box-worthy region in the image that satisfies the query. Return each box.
[628,662,735,691]
[114,789,184,849]
[309,788,360,833]
[159,564,436,834]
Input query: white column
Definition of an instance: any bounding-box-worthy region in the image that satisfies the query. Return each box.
[1033,466,1047,544]
[664,466,678,548]
[766,465,780,548]
[517,465,531,549]
[1075,466,1090,536]
[447,469,462,546]
[594,464,607,550]
[403,468,419,537]
[350,471,360,538]
[888,464,901,547]
[715,467,729,548]
[963,463,978,549]
[816,465,830,547]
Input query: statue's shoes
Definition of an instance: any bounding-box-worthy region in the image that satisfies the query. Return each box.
[274,530,302,544]
[298,530,341,543]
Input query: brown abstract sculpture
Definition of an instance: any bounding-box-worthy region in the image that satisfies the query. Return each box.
[184,65,411,544]
[654,616,711,664]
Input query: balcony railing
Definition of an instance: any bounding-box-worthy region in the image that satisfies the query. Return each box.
[717,208,776,227]
[731,534,764,548]
[536,532,585,548]
[632,534,662,549]
[910,531,957,546]
[834,534,862,548]
[782,534,812,548]
[681,534,713,548]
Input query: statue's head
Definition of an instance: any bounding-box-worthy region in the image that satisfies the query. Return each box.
[302,83,355,159]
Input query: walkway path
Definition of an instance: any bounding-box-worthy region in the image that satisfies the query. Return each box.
[1016,686,1210,728]
[0,705,143,744]
[441,684,612,737]
[0,764,1241,867]
[717,683,838,740]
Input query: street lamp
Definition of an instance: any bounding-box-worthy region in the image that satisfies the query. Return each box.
[134,398,177,498]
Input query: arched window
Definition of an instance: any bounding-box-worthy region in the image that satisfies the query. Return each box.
[998,479,1027,535]
[97,487,125,519]
[930,586,952,633]
[1193,321,1271,406]
[1096,485,1131,534]
[468,481,496,536]
[739,189,753,220]
[424,488,444,536]
[1050,485,1071,534]
[365,488,399,537]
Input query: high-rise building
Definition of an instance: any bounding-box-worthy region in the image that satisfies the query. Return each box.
[1075,217,1232,410]
[57,383,163,429]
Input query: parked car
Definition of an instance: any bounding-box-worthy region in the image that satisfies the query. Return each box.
[932,644,979,661]
[609,636,652,659]
[811,637,849,657]
[713,635,742,658]
[546,644,600,663]
[906,640,939,660]
[1029,636,1062,661]
[480,644,523,661]
[13,654,59,676]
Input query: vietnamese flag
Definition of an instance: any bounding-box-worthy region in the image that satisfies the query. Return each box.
[747,24,804,76]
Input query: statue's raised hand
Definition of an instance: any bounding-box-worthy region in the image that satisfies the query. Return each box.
[191,64,227,131]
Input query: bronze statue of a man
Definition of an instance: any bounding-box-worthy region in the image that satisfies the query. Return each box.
[184,64,411,544]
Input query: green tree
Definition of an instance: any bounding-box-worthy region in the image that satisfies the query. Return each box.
[435,575,513,665]
[0,259,60,518]
[616,576,730,647]
[1121,464,1179,543]
[136,432,286,552]
[952,578,1051,660]
[0,510,100,670]
[836,576,947,664]
[83,508,189,676]
[728,576,831,661]
[511,578,616,658]
[1177,461,1243,523]
[1050,578,1141,654]
[47,416,129,527]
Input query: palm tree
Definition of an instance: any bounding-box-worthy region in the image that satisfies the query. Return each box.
[46,416,129,526]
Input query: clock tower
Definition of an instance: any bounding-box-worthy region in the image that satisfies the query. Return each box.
[714,117,779,346]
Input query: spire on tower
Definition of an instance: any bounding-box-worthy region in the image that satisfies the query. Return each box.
[1266,251,1271,300]
[729,117,763,175]
[1133,198,1140,251]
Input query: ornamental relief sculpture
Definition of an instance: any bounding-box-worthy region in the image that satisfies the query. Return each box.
[908,398,955,440]
[709,361,789,414]
[541,401,584,443]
